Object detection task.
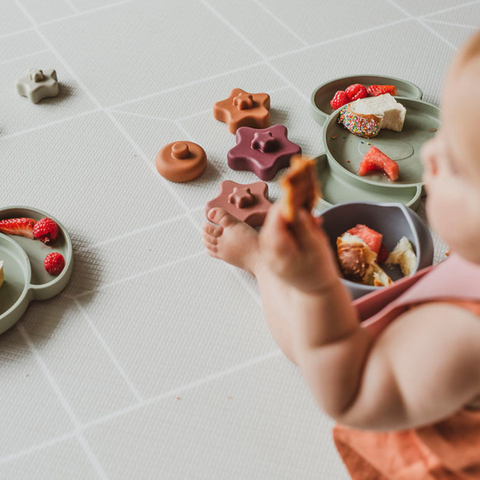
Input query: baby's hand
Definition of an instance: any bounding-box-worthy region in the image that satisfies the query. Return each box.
[259,203,339,293]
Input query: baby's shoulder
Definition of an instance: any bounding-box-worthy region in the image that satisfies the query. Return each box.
[409,300,480,321]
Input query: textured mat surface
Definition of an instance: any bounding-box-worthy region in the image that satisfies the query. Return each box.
[1,0,477,478]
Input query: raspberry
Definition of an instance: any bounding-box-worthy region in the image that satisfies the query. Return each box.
[345,84,368,101]
[330,91,349,110]
[44,252,65,276]
[367,85,398,97]
[377,244,389,264]
[33,218,58,245]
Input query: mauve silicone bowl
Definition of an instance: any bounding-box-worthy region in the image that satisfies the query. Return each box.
[319,202,434,299]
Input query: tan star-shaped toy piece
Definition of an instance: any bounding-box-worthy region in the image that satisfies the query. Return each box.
[16,68,59,104]
[205,180,272,228]
[213,88,270,133]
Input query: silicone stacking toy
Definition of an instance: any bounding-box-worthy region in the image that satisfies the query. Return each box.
[155,141,207,182]
[205,181,272,228]
[213,88,270,133]
[16,68,59,104]
[227,125,301,180]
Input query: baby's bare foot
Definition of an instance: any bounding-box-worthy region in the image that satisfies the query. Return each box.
[202,208,260,275]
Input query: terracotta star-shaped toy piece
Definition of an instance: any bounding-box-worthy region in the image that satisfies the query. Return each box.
[16,68,59,104]
[213,88,270,133]
[227,125,301,181]
[205,181,272,228]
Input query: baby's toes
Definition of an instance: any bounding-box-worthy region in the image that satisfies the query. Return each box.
[202,222,223,238]
[203,233,218,246]
[207,208,237,228]
[203,237,218,252]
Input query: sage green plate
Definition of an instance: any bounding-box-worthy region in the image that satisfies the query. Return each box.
[310,74,423,126]
[0,206,73,335]
[324,97,440,188]
[314,154,422,212]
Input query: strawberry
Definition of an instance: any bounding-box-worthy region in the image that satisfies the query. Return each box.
[330,91,349,110]
[367,85,398,97]
[0,218,37,239]
[345,83,367,101]
[44,252,65,276]
[33,218,59,245]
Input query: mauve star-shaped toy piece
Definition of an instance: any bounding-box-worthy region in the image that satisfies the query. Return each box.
[228,186,255,208]
[227,125,301,181]
[213,88,270,133]
[205,181,272,228]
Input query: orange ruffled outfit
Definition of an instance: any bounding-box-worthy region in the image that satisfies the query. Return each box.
[334,253,480,479]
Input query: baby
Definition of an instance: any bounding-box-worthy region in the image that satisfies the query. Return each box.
[202,31,480,478]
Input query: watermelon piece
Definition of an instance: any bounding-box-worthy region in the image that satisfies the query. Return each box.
[358,146,399,182]
[347,224,383,255]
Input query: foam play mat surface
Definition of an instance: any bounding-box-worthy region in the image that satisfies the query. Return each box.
[0,0,475,477]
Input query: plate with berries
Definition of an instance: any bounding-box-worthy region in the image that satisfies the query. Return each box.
[308,75,440,208]
[310,74,423,126]
[323,96,440,189]
[0,206,73,334]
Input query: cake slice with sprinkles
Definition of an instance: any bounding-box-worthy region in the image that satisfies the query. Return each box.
[338,94,406,139]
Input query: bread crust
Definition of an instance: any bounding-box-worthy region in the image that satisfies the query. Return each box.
[280,155,320,223]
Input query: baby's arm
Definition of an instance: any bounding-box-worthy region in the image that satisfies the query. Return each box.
[260,205,480,431]
[296,293,480,430]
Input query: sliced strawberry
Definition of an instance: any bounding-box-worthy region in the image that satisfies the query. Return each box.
[377,244,389,264]
[358,146,399,182]
[345,83,367,101]
[330,91,349,110]
[33,218,59,245]
[347,224,383,255]
[367,85,398,97]
[0,218,37,239]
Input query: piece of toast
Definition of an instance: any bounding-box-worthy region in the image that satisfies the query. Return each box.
[279,155,320,223]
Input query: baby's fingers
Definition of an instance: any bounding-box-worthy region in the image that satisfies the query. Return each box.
[293,210,323,251]
[260,203,297,258]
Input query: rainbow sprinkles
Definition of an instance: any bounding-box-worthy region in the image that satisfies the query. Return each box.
[338,108,381,138]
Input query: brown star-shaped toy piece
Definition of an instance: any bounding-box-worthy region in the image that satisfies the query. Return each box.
[227,125,301,181]
[205,181,272,228]
[213,88,270,133]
